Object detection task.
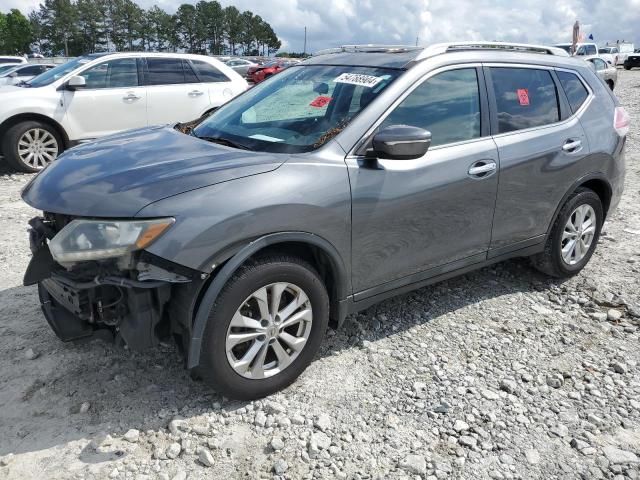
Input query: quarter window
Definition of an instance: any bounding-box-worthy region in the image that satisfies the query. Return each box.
[556,71,589,114]
[80,58,138,89]
[191,60,230,83]
[381,68,481,147]
[490,67,559,134]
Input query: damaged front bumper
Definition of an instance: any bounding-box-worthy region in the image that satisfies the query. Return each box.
[25,214,206,352]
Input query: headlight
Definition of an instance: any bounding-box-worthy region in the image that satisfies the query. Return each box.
[49,218,174,264]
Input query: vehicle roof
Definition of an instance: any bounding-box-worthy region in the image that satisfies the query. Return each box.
[84,52,223,61]
[304,45,588,70]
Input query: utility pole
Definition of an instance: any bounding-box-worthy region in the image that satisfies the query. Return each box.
[415,36,419,46]
[64,32,69,57]
[303,26,307,56]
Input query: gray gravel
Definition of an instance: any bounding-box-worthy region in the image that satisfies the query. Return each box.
[1,70,640,480]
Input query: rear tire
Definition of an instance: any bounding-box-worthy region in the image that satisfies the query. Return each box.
[531,188,603,278]
[198,255,329,400]
[607,79,615,91]
[2,120,63,173]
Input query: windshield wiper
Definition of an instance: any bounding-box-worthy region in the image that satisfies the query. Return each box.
[16,81,31,88]
[194,134,253,151]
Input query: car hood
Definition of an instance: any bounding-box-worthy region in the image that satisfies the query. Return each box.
[22,126,286,217]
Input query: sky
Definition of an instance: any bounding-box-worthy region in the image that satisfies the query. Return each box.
[2,0,639,53]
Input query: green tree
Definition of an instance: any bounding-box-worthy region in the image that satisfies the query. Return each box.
[223,5,242,55]
[196,0,224,54]
[4,9,34,54]
[175,4,201,53]
[147,6,177,51]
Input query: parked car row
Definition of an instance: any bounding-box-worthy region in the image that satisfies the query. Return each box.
[223,57,300,83]
[0,52,248,172]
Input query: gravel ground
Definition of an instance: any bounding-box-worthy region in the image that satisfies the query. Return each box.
[1,71,640,480]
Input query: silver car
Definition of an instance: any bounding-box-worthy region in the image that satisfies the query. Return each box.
[225,58,258,77]
[584,56,617,90]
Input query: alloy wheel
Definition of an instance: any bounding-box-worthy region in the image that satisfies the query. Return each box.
[225,282,313,379]
[561,204,596,265]
[18,128,59,169]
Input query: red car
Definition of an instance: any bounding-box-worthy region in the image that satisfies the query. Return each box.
[247,60,297,83]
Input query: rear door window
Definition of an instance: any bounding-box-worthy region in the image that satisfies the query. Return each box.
[556,71,589,114]
[145,58,185,85]
[191,60,230,83]
[489,67,560,134]
[381,68,481,147]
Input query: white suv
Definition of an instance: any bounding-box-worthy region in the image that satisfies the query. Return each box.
[0,52,248,172]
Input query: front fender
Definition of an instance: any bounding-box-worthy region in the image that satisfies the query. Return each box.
[185,231,349,368]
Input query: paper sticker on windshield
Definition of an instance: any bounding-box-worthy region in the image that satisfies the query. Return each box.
[334,73,383,88]
[310,96,332,108]
[249,134,283,142]
[517,88,530,106]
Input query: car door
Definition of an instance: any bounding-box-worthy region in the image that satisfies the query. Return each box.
[486,65,590,253]
[189,59,237,109]
[349,66,499,295]
[62,57,147,140]
[144,57,212,124]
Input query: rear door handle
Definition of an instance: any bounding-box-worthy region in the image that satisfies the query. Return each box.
[468,160,497,178]
[562,139,582,153]
[123,93,141,101]
[188,90,204,97]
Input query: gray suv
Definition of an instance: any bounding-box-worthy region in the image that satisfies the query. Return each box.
[22,42,629,400]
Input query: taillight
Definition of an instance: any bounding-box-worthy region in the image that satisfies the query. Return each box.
[614,106,630,137]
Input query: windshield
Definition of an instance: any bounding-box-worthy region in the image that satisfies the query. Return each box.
[26,56,91,87]
[193,65,401,153]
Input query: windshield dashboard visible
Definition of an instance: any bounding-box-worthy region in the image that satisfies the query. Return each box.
[192,65,402,154]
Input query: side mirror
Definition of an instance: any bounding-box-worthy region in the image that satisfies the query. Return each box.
[66,75,86,90]
[372,125,432,160]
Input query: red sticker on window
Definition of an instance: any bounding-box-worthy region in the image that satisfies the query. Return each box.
[517,88,530,106]
[310,96,332,108]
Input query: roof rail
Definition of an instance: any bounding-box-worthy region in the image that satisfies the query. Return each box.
[415,41,570,60]
[313,44,422,56]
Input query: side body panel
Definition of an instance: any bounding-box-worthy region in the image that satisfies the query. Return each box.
[137,143,352,282]
[62,86,148,140]
[349,138,499,293]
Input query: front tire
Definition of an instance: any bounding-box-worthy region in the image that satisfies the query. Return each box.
[531,188,603,278]
[2,120,63,173]
[198,255,329,400]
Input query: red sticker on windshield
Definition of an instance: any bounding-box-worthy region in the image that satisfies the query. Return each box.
[517,88,530,106]
[310,96,332,108]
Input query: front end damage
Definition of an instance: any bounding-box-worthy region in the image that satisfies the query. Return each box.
[25,213,206,353]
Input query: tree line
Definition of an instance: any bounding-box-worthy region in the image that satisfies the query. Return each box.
[0,0,282,57]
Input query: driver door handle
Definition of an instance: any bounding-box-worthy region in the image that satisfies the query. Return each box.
[468,160,497,178]
[188,90,204,97]
[562,139,582,153]
[123,92,141,101]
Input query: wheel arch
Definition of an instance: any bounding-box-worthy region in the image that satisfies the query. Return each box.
[186,232,349,369]
[546,173,612,237]
[0,113,70,150]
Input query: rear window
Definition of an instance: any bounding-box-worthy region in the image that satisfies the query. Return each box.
[556,71,589,113]
[191,60,230,83]
[490,67,560,134]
